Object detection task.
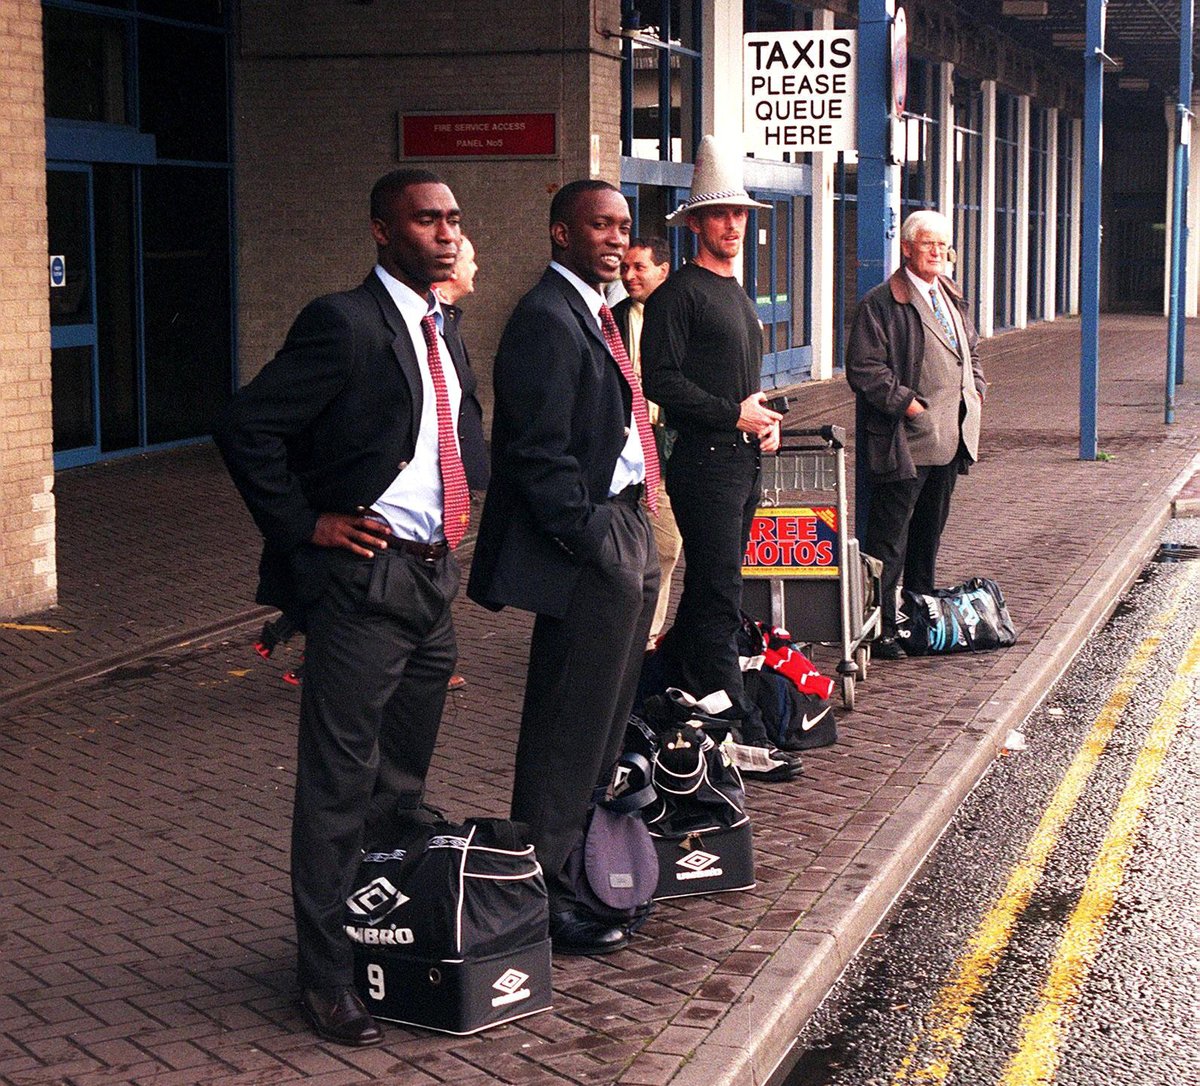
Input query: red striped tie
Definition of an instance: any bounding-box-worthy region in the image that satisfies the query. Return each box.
[599,304,660,515]
[420,314,471,548]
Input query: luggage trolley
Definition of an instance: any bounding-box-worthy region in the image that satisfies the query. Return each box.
[741,425,881,709]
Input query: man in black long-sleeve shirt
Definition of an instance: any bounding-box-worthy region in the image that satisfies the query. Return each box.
[641,136,782,730]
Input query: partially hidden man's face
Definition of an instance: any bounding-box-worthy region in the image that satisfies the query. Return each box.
[620,247,670,303]
[551,188,632,289]
[688,205,749,262]
[901,228,951,284]
[452,237,478,296]
[371,182,462,293]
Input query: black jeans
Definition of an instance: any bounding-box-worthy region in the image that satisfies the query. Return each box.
[292,546,458,988]
[863,461,959,635]
[658,434,761,720]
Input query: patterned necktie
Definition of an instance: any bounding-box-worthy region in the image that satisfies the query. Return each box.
[928,288,960,354]
[420,314,471,548]
[599,304,660,515]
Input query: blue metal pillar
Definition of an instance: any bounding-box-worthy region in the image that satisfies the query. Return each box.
[854,0,897,539]
[1079,0,1105,460]
[1166,0,1194,419]
[855,0,896,298]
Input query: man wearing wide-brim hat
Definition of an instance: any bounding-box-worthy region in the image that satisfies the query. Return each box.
[641,135,788,752]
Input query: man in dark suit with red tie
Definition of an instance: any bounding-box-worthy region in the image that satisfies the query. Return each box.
[468,180,660,956]
[214,168,487,1046]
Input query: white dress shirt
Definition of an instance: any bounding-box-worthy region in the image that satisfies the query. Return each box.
[548,261,646,496]
[370,264,464,543]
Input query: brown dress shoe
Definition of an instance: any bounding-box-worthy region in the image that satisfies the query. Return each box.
[301,986,383,1046]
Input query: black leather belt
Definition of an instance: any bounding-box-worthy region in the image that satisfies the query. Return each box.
[394,538,449,562]
[677,430,754,447]
[611,483,645,505]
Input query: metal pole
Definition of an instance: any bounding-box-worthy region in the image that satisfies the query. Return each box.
[855,0,896,300]
[854,0,897,539]
[1167,0,1194,416]
[1079,0,1105,460]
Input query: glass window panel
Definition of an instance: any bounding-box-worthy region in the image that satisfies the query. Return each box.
[93,165,139,452]
[794,193,810,345]
[142,166,232,444]
[669,54,698,163]
[138,22,228,161]
[52,347,97,452]
[43,8,128,124]
[669,0,698,52]
[994,93,1019,329]
[952,75,983,326]
[137,0,226,27]
[47,171,93,327]
[900,58,939,214]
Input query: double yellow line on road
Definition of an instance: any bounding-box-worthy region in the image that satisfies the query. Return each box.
[892,562,1200,1086]
[998,625,1200,1085]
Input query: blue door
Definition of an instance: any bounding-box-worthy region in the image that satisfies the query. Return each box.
[47,164,101,468]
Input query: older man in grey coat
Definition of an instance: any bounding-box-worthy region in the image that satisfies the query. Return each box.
[846,210,986,660]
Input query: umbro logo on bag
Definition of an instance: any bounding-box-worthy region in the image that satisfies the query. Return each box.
[491,968,532,1007]
[346,876,409,922]
[675,849,724,881]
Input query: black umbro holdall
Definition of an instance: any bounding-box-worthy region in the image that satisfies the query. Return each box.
[899,577,1017,655]
[344,817,552,1035]
[641,721,756,899]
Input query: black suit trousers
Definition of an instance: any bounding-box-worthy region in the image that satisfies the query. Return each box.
[292,546,458,988]
[510,498,659,910]
[863,461,959,635]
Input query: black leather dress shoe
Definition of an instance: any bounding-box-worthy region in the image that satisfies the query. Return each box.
[873,636,907,661]
[549,909,630,956]
[301,986,383,1046]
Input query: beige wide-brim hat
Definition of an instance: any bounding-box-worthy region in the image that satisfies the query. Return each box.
[665,134,771,226]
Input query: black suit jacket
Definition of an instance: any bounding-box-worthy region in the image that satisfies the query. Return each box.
[213,271,488,618]
[467,268,633,619]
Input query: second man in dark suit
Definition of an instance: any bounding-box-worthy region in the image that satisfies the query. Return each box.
[468,180,660,956]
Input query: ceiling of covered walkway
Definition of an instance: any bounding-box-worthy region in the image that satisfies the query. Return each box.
[978,0,1198,98]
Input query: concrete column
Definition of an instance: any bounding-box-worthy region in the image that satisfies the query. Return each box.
[1014,95,1031,329]
[809,6,837,379]
[979,80,998,338]
[1165,98,1176,315]
[1044,108,1059,321]
[1187,92,1200,318]
[702,0,742,143]
[0,0,57,618]
[938,62,955,222]
[1070,116,1082,315]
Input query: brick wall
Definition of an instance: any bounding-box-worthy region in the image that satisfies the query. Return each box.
[234,0,624,421]
[0,0,57,619]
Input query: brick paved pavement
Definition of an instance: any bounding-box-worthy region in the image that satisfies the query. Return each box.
[2,315,1198,1086]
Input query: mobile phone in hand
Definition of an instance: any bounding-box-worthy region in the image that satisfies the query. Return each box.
[765,394,790,415]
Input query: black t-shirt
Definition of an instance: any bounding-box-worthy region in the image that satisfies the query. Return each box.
[640,261,763,435]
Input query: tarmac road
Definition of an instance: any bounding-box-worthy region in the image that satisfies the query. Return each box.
[775,521,1200,1086]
